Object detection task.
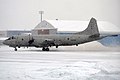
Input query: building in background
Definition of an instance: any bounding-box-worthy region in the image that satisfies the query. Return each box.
[32,20,120,34]
[32,20,57,35]
[0,30,31,37]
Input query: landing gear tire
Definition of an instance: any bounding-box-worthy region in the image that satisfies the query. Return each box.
[14,48,17,51]
[56,45,58,48]
[76,44,78,46]
[46,47,49,51]
[42,47,46,51]
[42,47,49,51]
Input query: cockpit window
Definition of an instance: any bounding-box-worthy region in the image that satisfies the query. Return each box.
[6,36,16,40]
[7,38,11,40]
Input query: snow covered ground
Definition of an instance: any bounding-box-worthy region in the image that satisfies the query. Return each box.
[0,42,120,80]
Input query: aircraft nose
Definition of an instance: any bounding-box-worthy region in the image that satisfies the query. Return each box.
[3,40,8,45]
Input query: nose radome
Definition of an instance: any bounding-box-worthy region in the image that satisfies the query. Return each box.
[3,40,5,45]
[3,40,7,45]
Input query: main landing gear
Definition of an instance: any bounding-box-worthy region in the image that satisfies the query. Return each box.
[56,45,58,48]
[42,47,49,51]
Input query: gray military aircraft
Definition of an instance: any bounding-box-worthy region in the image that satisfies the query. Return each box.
[3,18,117,51]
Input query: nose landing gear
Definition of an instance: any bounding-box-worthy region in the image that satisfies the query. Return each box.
[14,47,17,51]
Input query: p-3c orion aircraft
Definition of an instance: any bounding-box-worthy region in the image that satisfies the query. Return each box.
[3,18,118,51]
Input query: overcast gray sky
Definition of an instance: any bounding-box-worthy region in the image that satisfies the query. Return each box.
[0,0,120,30]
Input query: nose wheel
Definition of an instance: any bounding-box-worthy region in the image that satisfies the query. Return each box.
[14,47,17,51]
[42,47,49,51]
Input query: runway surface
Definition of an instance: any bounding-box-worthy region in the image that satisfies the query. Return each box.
[0,43,120,80]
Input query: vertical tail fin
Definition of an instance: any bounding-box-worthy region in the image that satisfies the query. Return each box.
[76,18,100,37]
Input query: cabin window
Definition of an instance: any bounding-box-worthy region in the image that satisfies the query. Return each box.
[7,36,16,40]
[11,36,16,39]
[67,38,69,40]
[22,38,24,41]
